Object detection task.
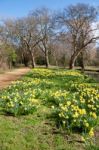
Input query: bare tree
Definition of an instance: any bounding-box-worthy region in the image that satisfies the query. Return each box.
[14,17,43,68]
[58,3,98,69]
[32,8,55,68]
[0,4,99,69]
[0,21,17,69]
[3,16,43,68]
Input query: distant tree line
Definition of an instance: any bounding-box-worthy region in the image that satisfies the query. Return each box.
[0,3,99,70]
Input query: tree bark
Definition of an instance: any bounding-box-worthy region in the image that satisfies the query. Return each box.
[69,53,77,69]
[45,50,49,68]
[31,52,36,68]
[69,46,86,70]
[80,51,85,71]
[76,51,85,71]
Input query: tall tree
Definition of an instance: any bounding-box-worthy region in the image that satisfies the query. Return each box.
[32,8,55,68]
[14,17,42,68]
[58,3,98,69]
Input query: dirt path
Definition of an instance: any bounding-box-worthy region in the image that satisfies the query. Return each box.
[0,68,30,89]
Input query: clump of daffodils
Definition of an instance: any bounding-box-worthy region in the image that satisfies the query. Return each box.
[0,84,40,116]
[0,68,99,139]
[53,84,99,137]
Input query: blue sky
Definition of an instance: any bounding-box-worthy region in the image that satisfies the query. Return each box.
[0,0,99,19]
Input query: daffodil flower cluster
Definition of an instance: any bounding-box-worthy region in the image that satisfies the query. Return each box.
[54,85,99,137]
[0,82,40,116]
[0,68,98,139]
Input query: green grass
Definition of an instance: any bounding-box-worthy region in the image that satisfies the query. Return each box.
[0,68,99,150]
[0,107,78,150]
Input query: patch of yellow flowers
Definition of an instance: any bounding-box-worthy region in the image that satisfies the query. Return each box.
[0,68,99,139]
[0,85,40,115]
[56,84,99,137]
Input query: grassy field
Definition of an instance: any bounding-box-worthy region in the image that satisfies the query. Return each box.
[0,68,99,150]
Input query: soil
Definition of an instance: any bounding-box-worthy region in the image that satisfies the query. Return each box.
[0,68,30,89]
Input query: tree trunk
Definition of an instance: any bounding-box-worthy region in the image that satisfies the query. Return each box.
[69,54,76,69]
[69,47,86,70]
[45,50,49,68]
[80,52,85,72]
[55,58,58,67]
[31,52,35,68]
[76,51,85,71]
